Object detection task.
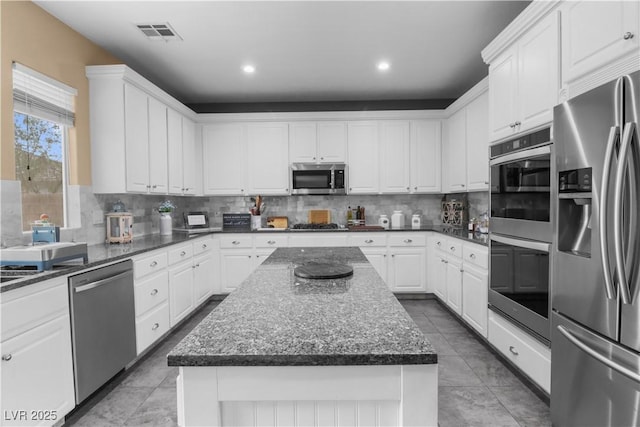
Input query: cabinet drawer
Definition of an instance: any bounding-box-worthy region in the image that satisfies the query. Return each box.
[389,233,426,247]
[488,311,551,393]
[254,235,288,248]
[1,278,68,341]
[135,302,170,355]
[168,243,193,265]
[134,251,168,279]
[134,271,169,316]
[348,233,387,247]
[463,243,488,269]
[193,237,214,255]
[219,235,253,249]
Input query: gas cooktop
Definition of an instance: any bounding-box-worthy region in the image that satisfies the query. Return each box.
[290,223,341,230]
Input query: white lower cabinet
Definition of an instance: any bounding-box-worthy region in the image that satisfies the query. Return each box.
[169,260,196,327]
[219,251,254,293]
[445,257,463,315]
[488,311,551,393]
[389,247,427,292]
[461,263,489,337]
[1,278,75,426]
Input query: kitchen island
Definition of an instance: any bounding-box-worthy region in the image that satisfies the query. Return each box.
[168,247,437,427]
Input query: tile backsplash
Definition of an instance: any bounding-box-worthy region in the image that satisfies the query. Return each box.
[0,181,489,246]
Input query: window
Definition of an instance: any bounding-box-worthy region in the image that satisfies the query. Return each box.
[12,63,76,232]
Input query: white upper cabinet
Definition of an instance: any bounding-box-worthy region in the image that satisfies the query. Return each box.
[124,83,152,193]
[347,121,380,194]
[289,121,346,163]
[167,108,184,195]
[443,107,467,192]
[181,117,198,195]
[465,92,489,191]
[202,123,247,195]
[379,121,411,194]
[410,120,442,193]
[485,8,559,142]
[246,122,290,195]
[561,0,640,98]
[147,96,169,194]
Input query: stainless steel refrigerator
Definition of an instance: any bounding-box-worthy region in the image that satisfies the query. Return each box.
[552,70,640,426]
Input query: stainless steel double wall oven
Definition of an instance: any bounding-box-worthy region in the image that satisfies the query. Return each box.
[489,127,554,344]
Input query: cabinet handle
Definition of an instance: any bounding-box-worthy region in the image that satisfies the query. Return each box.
[151,288,158,296]
[391,254,395,257]
[469,253,476,259]
[515,121,521,127]
[437,241,441,246]
[460,268,464,273]
[180,251,187,256]
[146,185,151,189]
[184,188,190,192]
[624,32,634,40]
[2,354,12,361]
[509,346,519,356]
[406,187,410,191]
[320,157,324,160]
[150,261,158,267]
[152,185,157,189]
[268,240,276,245]
[414,186,418,190]
[365,239,374,243]
[444,260,449,264]
[461,184,465,187]
[313,157,316,160]
[484,181,489,185]
[152,323,160,330]
[232,241,240,245]
[450,246,456,252]
[202,244,207,249]
[404,239,413,243]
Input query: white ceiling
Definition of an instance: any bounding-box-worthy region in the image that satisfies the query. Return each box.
[35,1,529,108]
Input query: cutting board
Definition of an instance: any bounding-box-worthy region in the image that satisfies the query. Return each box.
[266,216,289,229]
[308,210,331,224]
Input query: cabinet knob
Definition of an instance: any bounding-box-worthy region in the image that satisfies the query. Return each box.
[202,244,207,249]
[437,241,441,246]
[460,268,464,273]
[450,246,456,252]
[180,251,187,256]
[404,239,413,243]
[391,254,395,258]
[2,354,12,361]
[484,181,489,185]
[232,241,240,245]
[406,187,410,191]
[152,185,157,189]
[515,121,521,127]
[151,288,158,296]
[313,157,316,160]
[624,32,634,40]
[414,186,418,190]
[267,240,276,245]
[461,184,465,187]
[320,157,324,160]
[444,260,449,264]
[146,185,151,189]
[509,346,519,356]
[365,239,374,244]
[152,323,160,331]
[470,253,476,259]
[150,261,158,267]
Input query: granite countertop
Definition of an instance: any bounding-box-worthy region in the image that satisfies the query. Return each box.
[1,226,487,293]
[167,247,437,367]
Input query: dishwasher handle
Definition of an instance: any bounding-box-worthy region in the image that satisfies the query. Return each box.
[74,270,133,293]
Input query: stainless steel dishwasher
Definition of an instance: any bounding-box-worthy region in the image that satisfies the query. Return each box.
[69,259,136,403]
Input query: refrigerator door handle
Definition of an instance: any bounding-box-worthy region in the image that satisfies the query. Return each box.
[599,126,620,300]
[613,122,637,304]
[490,233,550,252]
[557,325,640,383]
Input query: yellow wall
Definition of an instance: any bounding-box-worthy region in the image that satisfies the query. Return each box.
[1,1,120,184]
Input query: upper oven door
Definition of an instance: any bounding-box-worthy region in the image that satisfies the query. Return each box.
[490,145,553,241]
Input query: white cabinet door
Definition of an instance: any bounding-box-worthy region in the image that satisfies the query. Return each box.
[147,96,168,194]
[124,83,150,192]
[167,108,184,194]
[465,92,489,191]
[488,47,518,142]
[360,248,388,285]
[193,253,214,305]
[220,251,254,293]
[517,11,559,133]
[462,263,489,338]
[169,261,195,327]
[410,120,441,193]
[203,124,247,195]
[317,122,347,163]
[347,121,379,194]
[433,253,448,301]
[444,108,467,192]
[246,122,290,195]
[388,247,426,292]
[289,122,317,163]
[379,121,411,194]
[445,257,463,315]
[254,248,276,268]
[562,1,640,84]
[182,117,198,195]
[1,315,75,424]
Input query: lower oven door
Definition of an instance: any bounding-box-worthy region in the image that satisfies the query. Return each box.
[489,233,551,344]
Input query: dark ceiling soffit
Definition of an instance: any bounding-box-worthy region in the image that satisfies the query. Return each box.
[187,99,456,114]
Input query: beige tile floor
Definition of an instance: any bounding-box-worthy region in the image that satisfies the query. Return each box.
[64,298,550,426]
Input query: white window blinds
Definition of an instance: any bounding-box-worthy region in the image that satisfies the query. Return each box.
[12,62,77,126]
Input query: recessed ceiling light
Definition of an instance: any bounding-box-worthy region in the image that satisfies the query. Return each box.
[243,65,256,74]
[377,61,390,71]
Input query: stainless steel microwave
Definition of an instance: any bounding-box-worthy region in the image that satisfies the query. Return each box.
[290,163,347,195]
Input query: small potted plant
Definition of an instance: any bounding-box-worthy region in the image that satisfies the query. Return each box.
[158,200,176,235]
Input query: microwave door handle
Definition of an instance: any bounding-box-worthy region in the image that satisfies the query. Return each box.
[489,145,551,166]
[490,234,550,253]
[614,122,638,304]
[600,126,620,301]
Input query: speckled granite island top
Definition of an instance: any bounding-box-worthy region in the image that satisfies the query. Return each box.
[168,247,436,367]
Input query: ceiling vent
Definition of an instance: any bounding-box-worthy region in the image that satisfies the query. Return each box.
[136,23,182,41]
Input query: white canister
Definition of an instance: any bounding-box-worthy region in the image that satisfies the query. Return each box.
[411,214,421,229]
[159,213,172,236]
[391,211,405,229]
[378,215,390,229]
[251,215,262,230]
